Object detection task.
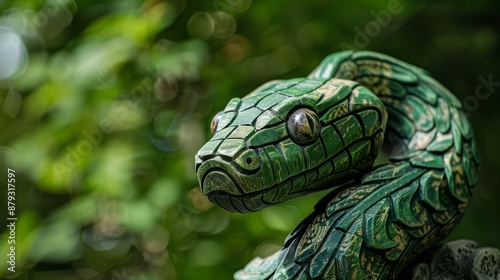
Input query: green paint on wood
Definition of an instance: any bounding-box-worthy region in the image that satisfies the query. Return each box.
[196,51,481,280]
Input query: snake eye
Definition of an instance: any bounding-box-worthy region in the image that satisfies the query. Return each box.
[210,112,222,134]
[286,108,321,145]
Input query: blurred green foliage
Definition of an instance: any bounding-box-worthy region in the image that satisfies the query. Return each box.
[0,0,498,279]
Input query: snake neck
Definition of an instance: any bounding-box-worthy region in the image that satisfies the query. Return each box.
[309,51,480,203]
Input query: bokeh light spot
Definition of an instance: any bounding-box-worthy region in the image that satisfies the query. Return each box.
[189,240,224,267]
[142,226,169,254]
[261,205,300,231]
[3,88,22,118]
[254,241,281,258]
[0,27,28,79]
[212,12,236,39]
[187,12,214,40]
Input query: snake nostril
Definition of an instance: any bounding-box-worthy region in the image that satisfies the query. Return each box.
[234,149,260,171]
[245,157,253,164]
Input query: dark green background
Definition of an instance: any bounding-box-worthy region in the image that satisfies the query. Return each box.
[0,0,498,279]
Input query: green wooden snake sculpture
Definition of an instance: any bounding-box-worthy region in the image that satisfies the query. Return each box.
[195,51,500,279]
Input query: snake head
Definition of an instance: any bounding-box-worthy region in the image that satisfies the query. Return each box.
[195,78,387,213]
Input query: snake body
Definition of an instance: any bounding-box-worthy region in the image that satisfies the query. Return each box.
[195,51,480,279]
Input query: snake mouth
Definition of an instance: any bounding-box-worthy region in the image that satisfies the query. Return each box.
[199,160,279,213]
[201,168,285,213]
[197,151,362,213]
[197,152,283,213]
[201,167,361,213]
